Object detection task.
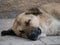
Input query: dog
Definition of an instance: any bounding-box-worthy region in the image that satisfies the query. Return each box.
[1,3,60,40]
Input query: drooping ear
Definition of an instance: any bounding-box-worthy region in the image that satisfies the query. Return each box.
[25,7,42,15]
[1,29,16,36]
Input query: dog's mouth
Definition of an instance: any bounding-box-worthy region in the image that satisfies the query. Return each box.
[28,27,41,40]
[20,27,41,40]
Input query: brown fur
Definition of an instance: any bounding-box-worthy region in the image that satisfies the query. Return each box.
[12,3,60,38]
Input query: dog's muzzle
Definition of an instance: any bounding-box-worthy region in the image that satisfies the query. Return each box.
[28,27,41,40]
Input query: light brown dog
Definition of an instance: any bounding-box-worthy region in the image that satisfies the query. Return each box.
[1,3,60,40]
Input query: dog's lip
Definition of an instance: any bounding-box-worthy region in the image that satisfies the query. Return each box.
[28,35,38,41]
[27,27,41,40]
[29,37,38,41]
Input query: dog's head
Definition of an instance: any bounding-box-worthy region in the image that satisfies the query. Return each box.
[13,7,42,40]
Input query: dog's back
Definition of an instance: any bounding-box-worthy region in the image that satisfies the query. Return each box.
[41,3,60,20]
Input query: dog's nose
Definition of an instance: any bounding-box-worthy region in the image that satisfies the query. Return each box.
[28,27,41,40]
[28,32,38,40]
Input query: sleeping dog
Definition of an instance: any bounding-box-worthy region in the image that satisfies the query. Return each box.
[1,3,60,40]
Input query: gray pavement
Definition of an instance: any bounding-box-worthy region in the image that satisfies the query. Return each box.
[0,19,60,45]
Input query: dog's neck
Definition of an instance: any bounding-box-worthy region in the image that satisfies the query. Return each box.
[38,8,58,26]
[37,9,60,34]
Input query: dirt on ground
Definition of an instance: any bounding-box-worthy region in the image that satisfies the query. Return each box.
[0,0,60,18]
[0,0,60,12]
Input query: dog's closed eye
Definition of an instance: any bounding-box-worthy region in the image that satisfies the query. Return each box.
[20,31,25,34]
[17,21,21,26]
[25,19,31,26]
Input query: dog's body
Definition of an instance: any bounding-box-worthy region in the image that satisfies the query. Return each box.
[1,3,60,40]
[25,3,60,36]
[40,3,60,20]
[37,3,60,36]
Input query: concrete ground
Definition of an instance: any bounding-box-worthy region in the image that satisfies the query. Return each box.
[0,19,60,45]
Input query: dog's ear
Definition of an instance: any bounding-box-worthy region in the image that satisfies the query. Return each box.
[25,7,42,16]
